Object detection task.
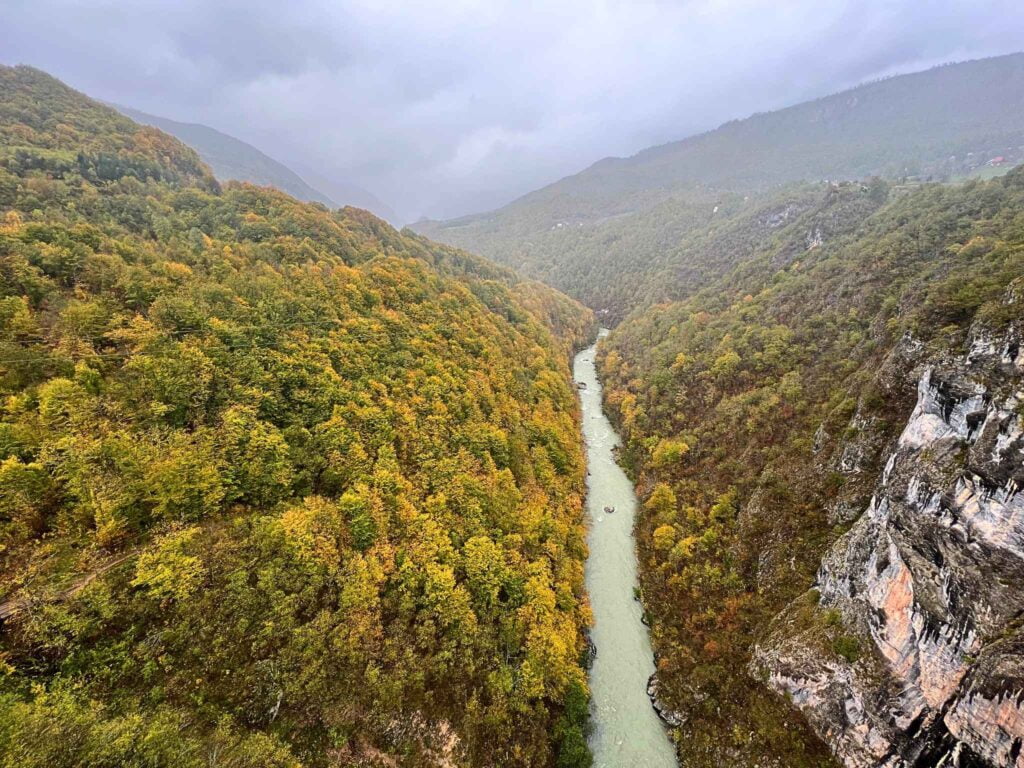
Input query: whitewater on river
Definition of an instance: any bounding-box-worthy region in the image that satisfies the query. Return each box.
[575,334,678,768]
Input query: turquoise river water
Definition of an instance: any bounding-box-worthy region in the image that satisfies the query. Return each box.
[574,335,678,768]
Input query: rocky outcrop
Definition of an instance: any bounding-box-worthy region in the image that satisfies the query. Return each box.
[647,673,687,728]
[756,292,1024,767]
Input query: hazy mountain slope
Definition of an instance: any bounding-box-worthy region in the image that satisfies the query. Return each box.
[416,53,1024,319]
[0,65,596,768]
[290,160,398,223]
[600,170,1024,767]
[116,105,337,207]
[0,69,214,191]
[119,105,396,220]
[563,52,1024,197]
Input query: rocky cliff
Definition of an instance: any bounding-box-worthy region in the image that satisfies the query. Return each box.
[756,281,1024,767]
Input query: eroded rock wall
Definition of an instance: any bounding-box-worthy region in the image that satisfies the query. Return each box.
[756,298,1024,767]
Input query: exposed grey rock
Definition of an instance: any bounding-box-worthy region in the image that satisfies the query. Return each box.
[647,673,686,728]
[582,631,597,670]
[756,295,1024,768]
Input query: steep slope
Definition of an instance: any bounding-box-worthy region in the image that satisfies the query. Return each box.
[289,160,398,224]
[416,53,1024,320]
[0,68,214,191]
[0,65,596,768]
[757,331,1024,766]
[117,105,395,220]
[599,170,1024,766]
[116,105,336,206]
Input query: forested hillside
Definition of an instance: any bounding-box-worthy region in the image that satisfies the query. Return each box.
[116,105,338,207]
[599,169,1024,765]
[416,53,1024,321]
[0,65,596,768]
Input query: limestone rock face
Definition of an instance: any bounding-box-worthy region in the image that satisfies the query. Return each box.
[756,301,1024,767]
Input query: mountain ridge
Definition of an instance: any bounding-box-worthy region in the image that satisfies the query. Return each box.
[431,51,1024,226]
[415,52,1024,321]
[0,63,596,768]
[600,168,1024,767]
[115,105,336,205]
[115,104,396,221]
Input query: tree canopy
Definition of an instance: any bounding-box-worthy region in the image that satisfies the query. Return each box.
[0,65,596,768]
[599,168,1024,766]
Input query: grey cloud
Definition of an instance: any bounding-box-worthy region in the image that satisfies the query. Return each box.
[3,0,1023,222]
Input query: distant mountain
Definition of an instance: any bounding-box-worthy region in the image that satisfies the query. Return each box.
[415,52,1024,319]
[115,106,336,206]
[289,160,397,223]
[116,106,394,221]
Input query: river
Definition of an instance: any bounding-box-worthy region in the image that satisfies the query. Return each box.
[574,334,678,768]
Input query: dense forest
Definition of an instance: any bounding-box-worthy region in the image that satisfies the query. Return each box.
[416,53,1024,321]
[0,65,597,767]
[415,55,1024,763]
[598,169,1024,765]
[6,42,1024,768]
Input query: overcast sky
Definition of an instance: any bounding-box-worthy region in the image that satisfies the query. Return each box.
[4,0,1024,222]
